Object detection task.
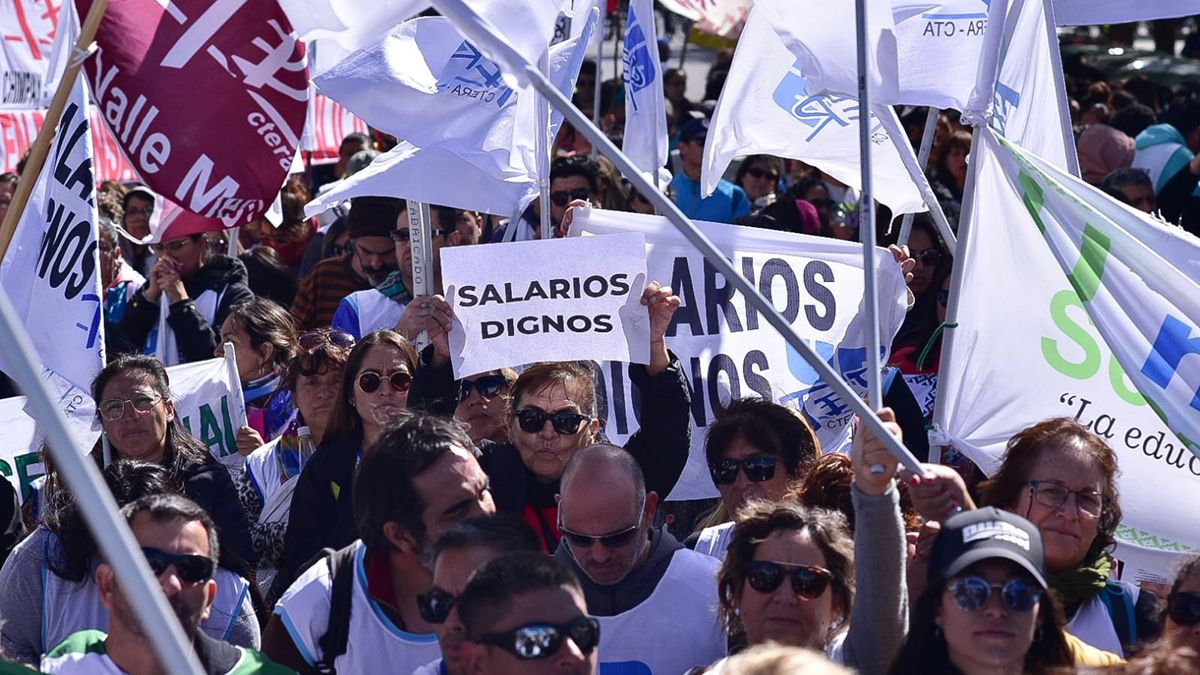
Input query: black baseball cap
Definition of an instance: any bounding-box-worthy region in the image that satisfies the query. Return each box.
[929,507,1047,589]
[679,117,709,144]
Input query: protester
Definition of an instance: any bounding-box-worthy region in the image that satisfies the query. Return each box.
[278,330,418,586]
[979,418,1153,656]
[555,444,726,673]
[91,355,256,566]
[118,186,157,275]
[664,68,696,129]
[1132,99,1199,195]
[411,281,691,551]
[671,118,752,223]
[927,130,971,228]
[454,368,517,446]
[710,408,908,672]
[264,412,495,673]
[1163,555,1200,669]
[458,552,599,675]
[434,206,483,246]
[414,516,542,675]
[39,494,289,674]
[1099,168,1158,213]
[98,220,147,358]
[1077,121,1136,185]
[0,461,261,665]
[116,224,254,366]
[291,196,403,330]
[691,399,820,560]
[887,507,1074,675]
[0,172,15,224]
[217,298,299,453]
[239,246,300,309]
[549,156,603,232]
[735,155,784,213]
[237,328,355,593]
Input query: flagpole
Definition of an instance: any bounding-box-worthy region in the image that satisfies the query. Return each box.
[1041,0,1080,178]
[430,0,923,474]
[897,107,940,246]
[0,0,109,260]
[537,51,554,239]
[592,21,603,130]
[854,0,884,416]
[407,201,435,296]
[0,291,205,675]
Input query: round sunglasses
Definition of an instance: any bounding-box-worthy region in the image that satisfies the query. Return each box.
[947,576,1042,613]
[357,370,413,394]
[473,616,600,660]
[1167,591,1200,627]
[708,457,780,485]
[514,408,590,435]
[744,561,833,599]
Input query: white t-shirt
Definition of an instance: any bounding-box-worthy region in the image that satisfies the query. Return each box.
[694,522,735,561]
[1065,580,1140,656]
[275,540,441,673]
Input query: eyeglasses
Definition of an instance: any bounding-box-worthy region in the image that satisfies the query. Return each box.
[298,329,356,352]
[417,587,456,624]
[474,616,601,659]
[937,289,950,307]
[745,167,779,182]
[458,374,509,402]
[550,188,593,208]
[389,229,412,243]
[141,547,215,584]
[357,370,413,394]
[1167,591,1200,627]
[947,576,1042,613]
[709,457,780,485]
[514,408,590,435]
[1025,480,1105,518]
[744,561,833,599]
[98,393,163,421]
[150,238,191,256]
[912,249,943,268]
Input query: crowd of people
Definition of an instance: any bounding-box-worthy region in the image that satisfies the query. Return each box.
[0,11,1197,675]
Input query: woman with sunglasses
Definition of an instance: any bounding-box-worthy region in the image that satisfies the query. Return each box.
[707,409,908,673]
[979,417,1152,657]
[279,330,419,589]
[690,399,820,560]
[1164,555,1200,667]
[236,328,355,595]
[90,355,257,567]
[888,218,953,421]
[735,155,784,213]
[889,507,1074,675]
[454,368,517,445]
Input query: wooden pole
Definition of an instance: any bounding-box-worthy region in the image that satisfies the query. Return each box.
[0,0,110,260]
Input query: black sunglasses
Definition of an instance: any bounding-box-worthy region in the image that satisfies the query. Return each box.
[298,329,356,351]
[913,249,943,267]
[417,587,456,624]
[550,187,593,208]
[458,374,509,402]
[141,547,214,584]
[745,167,779,182]
[474,616,600,659]
[1168,591,1200,627]
[709,457,780,485]
[745,561,833,599]
[357,370,413,394]
[389,229,412,242]
[947,576,1042,613]
[514,408,590,435]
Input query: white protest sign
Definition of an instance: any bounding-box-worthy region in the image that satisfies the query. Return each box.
[0,357,248,503]
[441,233,650,378]
[0,0,75,110]
[571,208,908,500]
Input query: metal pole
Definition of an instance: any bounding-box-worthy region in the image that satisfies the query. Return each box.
[1040,0,1081,178]
[592,21,603,129]
[0,0,110,259]
[0,292,205,675]
[407,201,435,297]
[897,107,940,246]
[430,0,922,473]
[537,52,554,240]
[854,0,883,413]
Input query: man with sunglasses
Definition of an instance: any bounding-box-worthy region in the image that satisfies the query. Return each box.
[458,553,598,675]
[554,445,726,674]
[670,117,751,224]
[292,196,402,330]
[41,494,290,674]
[493,157,601,242]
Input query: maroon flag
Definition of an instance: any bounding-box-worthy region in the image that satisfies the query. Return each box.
[79,0,308,226]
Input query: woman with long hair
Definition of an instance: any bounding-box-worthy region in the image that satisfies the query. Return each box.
[217,297,301,453]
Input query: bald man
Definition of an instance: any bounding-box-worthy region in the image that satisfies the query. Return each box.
[554,445,726,673]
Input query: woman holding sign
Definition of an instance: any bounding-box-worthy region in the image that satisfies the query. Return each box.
[411,281,691,552]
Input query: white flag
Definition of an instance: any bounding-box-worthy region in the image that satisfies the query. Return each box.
[1053,0,1197,26]
[309,9,596,216]
[0,73,103,395]
[0,0,77,110]
[936,128,1200,580]
[622,0,668,177]
[704,7,926,216]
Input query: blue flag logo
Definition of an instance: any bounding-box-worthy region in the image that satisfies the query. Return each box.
[623,7,656,111]
[772,61,863,143]
[991,82,1021,136]
[436,41,515,109]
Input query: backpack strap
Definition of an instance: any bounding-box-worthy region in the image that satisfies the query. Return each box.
[1097,580,1137,655]
[313,544,359,675]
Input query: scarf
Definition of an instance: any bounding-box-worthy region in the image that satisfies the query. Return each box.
[1048,550,1112,612]
[374,270,411,302]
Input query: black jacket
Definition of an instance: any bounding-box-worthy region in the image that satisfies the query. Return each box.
[117,255,254,363]
[178,460,257,567]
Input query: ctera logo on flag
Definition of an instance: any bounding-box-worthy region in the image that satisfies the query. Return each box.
[991,82,1021,136]
[623,9,656,108]
[436,41,515,109]
[772,60,885,144]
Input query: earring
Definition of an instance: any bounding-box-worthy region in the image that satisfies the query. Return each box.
[934,625,943,640]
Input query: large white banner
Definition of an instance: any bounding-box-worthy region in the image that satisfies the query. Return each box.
[442,232,650,377]
[572,209,908,500]
[1053,0,1197,26]
[0,0,74,110]
[0,356,247,502]
[704,6,926,216]
[937,130,1200,581]
[0,73,103,394]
